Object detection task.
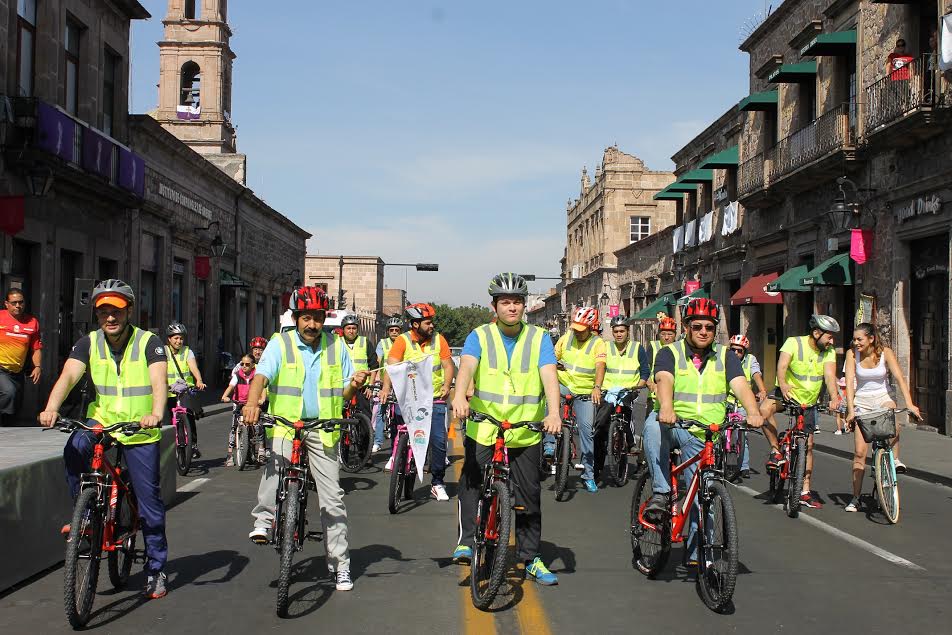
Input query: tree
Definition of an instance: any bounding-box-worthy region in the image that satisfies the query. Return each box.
[431,303,494,346]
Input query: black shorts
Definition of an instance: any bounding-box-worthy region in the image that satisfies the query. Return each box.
[769,388,818,432]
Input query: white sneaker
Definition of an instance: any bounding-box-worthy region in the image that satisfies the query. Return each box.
[335,569,354,591]
[385,456,394,471]
[574,463,584,471]
[431,484,450,501]
[248,527,269,545]
[372,443,381,453]
[550,464,557,475]
[833,430,843,435]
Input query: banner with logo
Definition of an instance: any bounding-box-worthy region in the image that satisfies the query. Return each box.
[386,356,434,482]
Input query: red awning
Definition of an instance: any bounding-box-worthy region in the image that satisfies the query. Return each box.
[730,273,782,306]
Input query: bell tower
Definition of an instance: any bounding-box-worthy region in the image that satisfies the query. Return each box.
[155,0,246,183]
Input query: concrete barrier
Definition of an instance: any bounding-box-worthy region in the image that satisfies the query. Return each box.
[0,425,177,593]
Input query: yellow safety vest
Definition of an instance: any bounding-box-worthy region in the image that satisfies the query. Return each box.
[557,331,599,394]
[267,331,344,447]
[343,335,369,372]
[603,340,643,390]
[660,340,729,439]
[379,337,396,377]
[778,335,828,405]
[165,345,195,396]
[87,327,160,445]
[398,332,444,398]
[468,323,545,448]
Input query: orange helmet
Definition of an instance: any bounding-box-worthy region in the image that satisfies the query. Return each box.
[729,334,750,349]
[571,306,599,330]
[683,297,720,323]
[658,316,677,332]
[405,303,436,321]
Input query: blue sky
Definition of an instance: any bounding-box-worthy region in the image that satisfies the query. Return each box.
[130,1,770,305]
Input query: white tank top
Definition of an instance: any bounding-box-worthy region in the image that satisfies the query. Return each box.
[854,350,889,396]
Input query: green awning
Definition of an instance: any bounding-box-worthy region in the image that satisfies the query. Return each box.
[653,190,685,201]
[699,145,739,169]
[676,287,710,305]
[768,61,817,83]
[220,270,250,288]
[799,253,853,286]
[766,265,811,293]
[666,182,699,192]
[678,169,714,184]
[630,294,676,321]
[738,90,779,112]
[800,30,857,57]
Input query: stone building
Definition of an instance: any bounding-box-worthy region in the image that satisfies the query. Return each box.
[562,146,675,320]
[382,287,407,318]
[305,255,384,329]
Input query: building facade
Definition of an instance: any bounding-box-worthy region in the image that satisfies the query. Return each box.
[382,287,407,318]
[305,255,384,336]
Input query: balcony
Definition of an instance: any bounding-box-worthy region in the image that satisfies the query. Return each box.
[737,153,769,206]
[864,54,951,144]
[765,102,856,191]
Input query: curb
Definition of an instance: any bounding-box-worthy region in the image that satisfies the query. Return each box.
[811,440,952,489]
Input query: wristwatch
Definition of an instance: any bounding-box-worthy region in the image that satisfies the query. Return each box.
[593,385,602,390]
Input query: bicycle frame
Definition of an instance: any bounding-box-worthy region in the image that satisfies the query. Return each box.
[777,405,810,482]
[274,421,313,553]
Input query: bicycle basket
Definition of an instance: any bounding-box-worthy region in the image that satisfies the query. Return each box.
[854,410,897,443]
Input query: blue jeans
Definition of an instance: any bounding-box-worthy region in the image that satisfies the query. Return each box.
[429,402,448,485]
[373,401,387,446]
[544,385,595,480]
[642,410,706,560]
[64,425,168,574]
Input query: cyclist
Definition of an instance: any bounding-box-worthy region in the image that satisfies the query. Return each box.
[593,314,650,484]
[165,322,206,458]
[340,313,376,411]
[380,303,456,501]
[372,316,404,452]
[221,353,266,466]
[760,314,841,510]
[548,306,605,493]
[451,273,562,585]
[242,286,368,592]
[726,334,767,479]
[38,279,171,599]
[642,298,762,566]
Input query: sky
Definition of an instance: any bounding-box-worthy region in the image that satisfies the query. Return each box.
[130,1,772,305]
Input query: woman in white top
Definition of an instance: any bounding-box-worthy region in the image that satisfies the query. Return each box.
[843,323,920,512]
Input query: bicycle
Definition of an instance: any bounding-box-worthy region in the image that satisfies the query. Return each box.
[385,398,446,513]
[170,385,202,476]
[852,408,910,524]
[630,418,741,612]
[720,404,747,483]
[551,394,585,501]
[48,418,145,628]
[229,401,264,470]
[768,398,813,518]
[466,412,543,610]
[338,395,373,473]
[604,388,641,487]
[257,413,354,618]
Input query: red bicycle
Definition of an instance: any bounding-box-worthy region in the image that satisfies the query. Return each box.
[768,398,813,518]
[550,394,584,501]
[50,418,144,628]
[630,419,740,612]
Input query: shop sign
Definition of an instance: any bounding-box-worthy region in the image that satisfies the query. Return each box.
[713,186,730,204]
[155,181,214,220]
[684,280,701,295]
[608,304,619,318]
[914,263,948,279]
[895,195,942,223]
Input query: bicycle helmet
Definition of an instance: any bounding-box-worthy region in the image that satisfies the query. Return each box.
[609,315,628,328]
[91,279,135,309]
[658,316,677,332]
[249,336,268,350]
[682,297,719,324]
[288,286,329,311]
[571,306,599,329]
[488,272,529,298]
[341,314,359,327]
[385,316,403,329]
[167,322,187,337]
[729,334,749,349]
[405,303,437,321]
[809,314,840,334]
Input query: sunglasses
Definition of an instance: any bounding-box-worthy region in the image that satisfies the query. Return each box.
[690,323,716,333]
[730,347,745,355]
[6,300,24,305]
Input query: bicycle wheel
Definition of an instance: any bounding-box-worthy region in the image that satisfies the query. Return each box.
[403,453,417,500]
[339,413,373,473]
[630,469,670,577]
[388,434,408,514]
[175,414,192,476]
[236,423,250,471]
[107,482,137,590]
[786,437,806,518]
[874,448,900,524]
[276,480,301,618]
[554,427,571,501]
[470,479,512,610]
[723,430,740,482]
[606,419,629,487]
[697,479,739,612]
[64,487,104,628]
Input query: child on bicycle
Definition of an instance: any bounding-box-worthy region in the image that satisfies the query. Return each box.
[221,354,265,466]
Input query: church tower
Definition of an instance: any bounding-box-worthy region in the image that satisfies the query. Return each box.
[155,0,246,183]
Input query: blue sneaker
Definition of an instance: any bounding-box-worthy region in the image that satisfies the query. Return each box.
[583,479,598,493]
[525,557,558,585]
[452,545,472,563]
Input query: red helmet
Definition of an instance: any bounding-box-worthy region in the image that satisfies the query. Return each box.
[658,316,677,332]
[683,297,719,324]
[729,334,749,349]
[289,286,329,311]
[250,336,268,350]
[405,303,437,320]
[571,306,599,329]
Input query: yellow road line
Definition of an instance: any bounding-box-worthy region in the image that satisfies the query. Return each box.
[515,574,553,635]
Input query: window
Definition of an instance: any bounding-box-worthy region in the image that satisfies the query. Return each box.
[65,20,82,115]
[180,61,201,106]
[185,0,201,20]
[629,216,651,243]
[701,184,713,215]
[17,0,37,97]
[102,49,120,135]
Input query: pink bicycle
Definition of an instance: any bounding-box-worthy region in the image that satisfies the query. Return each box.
[171,386,201,476]
[386,399,445,514]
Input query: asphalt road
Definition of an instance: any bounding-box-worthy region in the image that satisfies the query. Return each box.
[2,410,950,634]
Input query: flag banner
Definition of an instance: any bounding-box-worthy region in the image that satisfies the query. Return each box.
[386,356,434,482]
[942,16,952,72]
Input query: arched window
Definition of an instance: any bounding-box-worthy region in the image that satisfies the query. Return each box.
[184,1,201,20]
[180,61,201,107]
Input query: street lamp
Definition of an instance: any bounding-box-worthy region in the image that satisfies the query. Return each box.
[195,220,227,257]
[384,262,439,271]
[24,166,54,197]
[827,176,873,233]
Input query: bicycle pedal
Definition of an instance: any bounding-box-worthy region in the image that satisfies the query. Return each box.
[513,505,526,512]
[306,531,324,542]
[131,550,148,564]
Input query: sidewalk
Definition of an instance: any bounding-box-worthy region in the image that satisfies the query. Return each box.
[813,412,952,487]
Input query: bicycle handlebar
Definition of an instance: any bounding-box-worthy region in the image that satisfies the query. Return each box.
[48,417,142,435]
[672,418,748,431]
[468,412,543,433]
[254,413,358,431]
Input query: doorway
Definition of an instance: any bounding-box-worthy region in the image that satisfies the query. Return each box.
[910,234,949,433]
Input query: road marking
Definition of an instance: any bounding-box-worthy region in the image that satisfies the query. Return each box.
[732,484,926,571]
[515,577,553,635]
[176,477,209,493]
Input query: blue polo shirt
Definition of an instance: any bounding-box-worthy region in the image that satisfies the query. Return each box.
[256,331,355,419]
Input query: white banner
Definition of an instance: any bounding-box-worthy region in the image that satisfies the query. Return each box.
[941,15,952,72]
[386,356,434,482]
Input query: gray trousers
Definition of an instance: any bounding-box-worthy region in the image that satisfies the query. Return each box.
[251,432,350,572]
